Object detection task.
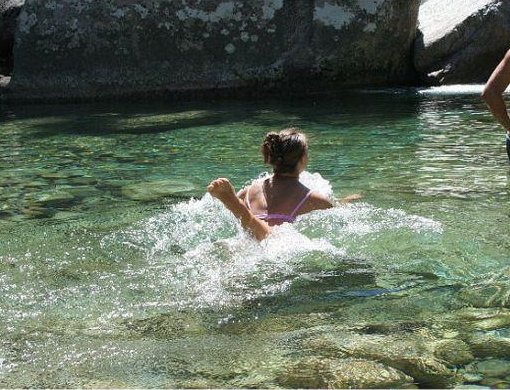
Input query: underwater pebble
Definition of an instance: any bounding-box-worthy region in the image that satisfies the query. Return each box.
[467,333,510,359]
[179,379,218,389]
[33,190,75,207]
[277,356,413,389]
[124,313,206,338]
[476,359,510,378]
[479,377,508,387]
[458,282,510,309]
[462,372,483,382]
[21,205,55,218]
[298,331,456,388]
[52,211,83,221]
[480,379,510,389]
[24,180,49,188]
[69,176,98,186]
[433,339,474,366]
[98,179,132,189]
[65,186,102,199]
[453,308,510,331]
[121,179,196,201]
[443,330,460,339]
[83,379,131,389]
[38,171,68,180]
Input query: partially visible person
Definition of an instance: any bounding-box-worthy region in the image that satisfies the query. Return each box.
[207,128,361,241]
[482,49,510,162]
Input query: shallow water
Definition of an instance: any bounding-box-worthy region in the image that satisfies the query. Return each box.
[1,87,509,388]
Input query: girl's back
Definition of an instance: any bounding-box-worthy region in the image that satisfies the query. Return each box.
[239,176,330,226]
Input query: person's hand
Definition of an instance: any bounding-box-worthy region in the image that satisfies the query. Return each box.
[207,178,237,204]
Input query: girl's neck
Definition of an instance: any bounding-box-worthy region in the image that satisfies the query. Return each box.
[273,172,300,180]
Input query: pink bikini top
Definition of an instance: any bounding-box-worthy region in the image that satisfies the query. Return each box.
[245,184,313,225]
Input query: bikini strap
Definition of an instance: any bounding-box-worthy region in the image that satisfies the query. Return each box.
[245,185,253,211]
[289,190,313,217]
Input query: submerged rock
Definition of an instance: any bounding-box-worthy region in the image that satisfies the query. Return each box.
[7,0,419,101]
[124,313,206,339]
[466,333,510,359]
[32,190,76,208]
[458,273,510,309]
[476,359,510,379]
[21,205,55,219]
[432,339,474,367]
[121,179,196,201]
[451,307,510,332]
[301,330,458,388]
[277,356,413,389]
[414,0,510,84]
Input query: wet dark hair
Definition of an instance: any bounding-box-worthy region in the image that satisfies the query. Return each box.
[261,128,308,174]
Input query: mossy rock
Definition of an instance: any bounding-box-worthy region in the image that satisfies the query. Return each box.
[299,330,457,388]
[466,333,510,359]
[433,339,474,366]
[277,356,413,389]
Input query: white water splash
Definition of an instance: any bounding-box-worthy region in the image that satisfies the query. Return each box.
[103,172,442,310]
[99,172,442,309]
[417,84,491,96]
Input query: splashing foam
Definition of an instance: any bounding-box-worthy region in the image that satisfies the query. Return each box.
[104,172,442,310]
[417,84,487,95]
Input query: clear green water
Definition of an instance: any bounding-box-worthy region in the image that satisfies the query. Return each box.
[0,88,509,388]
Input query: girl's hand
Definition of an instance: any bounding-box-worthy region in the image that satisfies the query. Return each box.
[208,177,271,241]
[207,178,237,204]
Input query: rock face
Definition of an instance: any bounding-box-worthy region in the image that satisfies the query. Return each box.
[6,0,420,101]
[414,0,510,85]
[0,0,24,75]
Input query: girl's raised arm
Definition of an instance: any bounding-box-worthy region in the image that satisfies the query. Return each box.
[208,178,270,241]
[482,49,510,135]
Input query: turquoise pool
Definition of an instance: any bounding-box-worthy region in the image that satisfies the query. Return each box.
[0,87,509,388]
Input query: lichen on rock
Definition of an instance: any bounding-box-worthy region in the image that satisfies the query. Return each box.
[6,0,420,101]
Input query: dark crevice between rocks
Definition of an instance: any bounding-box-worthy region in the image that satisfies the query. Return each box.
[0,7,20,75]
[1,1,24,99]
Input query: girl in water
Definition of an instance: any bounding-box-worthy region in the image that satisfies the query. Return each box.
[208,128,360,241]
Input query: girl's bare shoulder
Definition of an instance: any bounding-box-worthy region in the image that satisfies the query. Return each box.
[237,180,264,200]
[307,191,333,211]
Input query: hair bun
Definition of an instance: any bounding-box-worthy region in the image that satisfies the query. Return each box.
[263,132,282,161]
[261,128,307,172]
[264,132,280,146]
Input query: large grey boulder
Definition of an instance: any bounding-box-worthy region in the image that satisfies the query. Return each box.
[415,0,510,85]
[0,0,24,75]
[5,0,419,101]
